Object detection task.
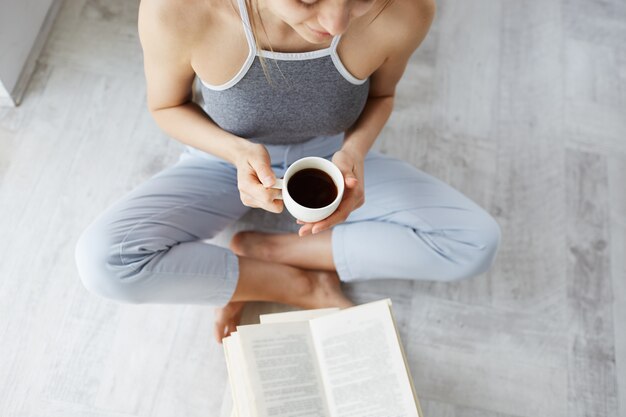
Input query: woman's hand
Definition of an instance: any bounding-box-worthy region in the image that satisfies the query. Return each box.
[297,149,365,236]
[234,142,284,213]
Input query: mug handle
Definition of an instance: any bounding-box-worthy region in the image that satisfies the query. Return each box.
[271,178,283,200]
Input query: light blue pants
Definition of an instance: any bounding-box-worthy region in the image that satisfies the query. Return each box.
[75,134,501,306]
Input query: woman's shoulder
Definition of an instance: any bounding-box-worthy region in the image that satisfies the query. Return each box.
[138,0,235,46]
[382,0,435,27]
[366,0,435,53]
[340,0,434,78]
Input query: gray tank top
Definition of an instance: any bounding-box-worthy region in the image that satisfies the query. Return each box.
[199,0,370,145]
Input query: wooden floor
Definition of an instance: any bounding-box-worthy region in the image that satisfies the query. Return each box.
[1,0,625,416]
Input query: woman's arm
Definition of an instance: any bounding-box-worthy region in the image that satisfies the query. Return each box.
[138,0,283,213]
[138,0,249,163]
[342,0,436,158]
[297,0,436,236]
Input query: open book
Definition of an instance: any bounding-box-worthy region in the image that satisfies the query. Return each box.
[223,299,422,417]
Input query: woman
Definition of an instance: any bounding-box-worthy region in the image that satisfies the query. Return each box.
[75,0,501,343]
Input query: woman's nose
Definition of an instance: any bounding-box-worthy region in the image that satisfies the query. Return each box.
[318,4,351,35]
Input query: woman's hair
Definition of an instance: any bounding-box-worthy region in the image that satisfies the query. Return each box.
[245,0,277,83]
[242,0,394,84]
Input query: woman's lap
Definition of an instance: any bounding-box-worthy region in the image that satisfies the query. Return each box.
[75,142,501,305]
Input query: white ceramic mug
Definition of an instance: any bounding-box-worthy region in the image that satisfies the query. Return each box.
[272,157,345,223]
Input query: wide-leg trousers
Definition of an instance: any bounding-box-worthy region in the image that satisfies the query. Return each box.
[75,134,501,306]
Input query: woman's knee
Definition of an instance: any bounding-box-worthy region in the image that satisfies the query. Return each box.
[442,214,501,282]
[74,221,147,304]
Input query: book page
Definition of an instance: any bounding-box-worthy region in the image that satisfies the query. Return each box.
[309,300,419,417]
[236,321,331,417]
[260,308,340,324]
[224,333,253,417]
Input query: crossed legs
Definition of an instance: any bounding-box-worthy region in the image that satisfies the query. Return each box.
[76,151,499,343]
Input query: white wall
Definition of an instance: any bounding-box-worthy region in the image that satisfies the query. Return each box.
[0,79,12,106]
[0,0,59,106]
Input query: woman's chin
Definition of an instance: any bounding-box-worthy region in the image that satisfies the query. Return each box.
[300,24,333,44]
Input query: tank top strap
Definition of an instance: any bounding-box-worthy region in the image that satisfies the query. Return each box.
[236,0,257,55]
[330,34,342,54]
[329,34,367,85]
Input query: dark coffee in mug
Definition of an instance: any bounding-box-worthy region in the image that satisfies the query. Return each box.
[287,168,338,209]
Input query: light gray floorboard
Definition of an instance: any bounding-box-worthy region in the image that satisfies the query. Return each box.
[1,0,625,416]
[421,398,527,417]
[491,0,567,316]
[406,294,567,417]
[608,157,626,417]
[566,150,617,417]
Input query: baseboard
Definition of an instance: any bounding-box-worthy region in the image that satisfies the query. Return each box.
[2,0,64,107]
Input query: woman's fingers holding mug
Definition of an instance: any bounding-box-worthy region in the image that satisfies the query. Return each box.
[344,175,360,190]
[236,142,274,185]
[253,183,283,206]
[265,198,284,214]
[313,204,350,234]
[297,222,314,237]
[238,169,281,207]
[240,193,284,213]
[256,189,284,213]
[248,156,275,188]
[256,186,284,213]
[297,210,344,236]
[297,187,361,236]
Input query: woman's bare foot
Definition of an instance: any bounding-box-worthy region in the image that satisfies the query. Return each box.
[231,232,352,308]
[214,240,354,344]
[230,231,335,270]
[214,301,246,344]
[212,271,351,344]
